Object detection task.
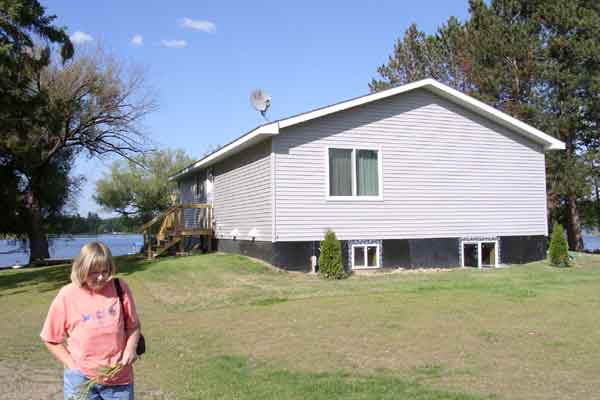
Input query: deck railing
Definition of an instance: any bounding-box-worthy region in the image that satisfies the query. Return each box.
[140,203,213,258]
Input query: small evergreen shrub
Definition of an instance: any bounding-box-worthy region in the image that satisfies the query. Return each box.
[319,230,345,279]
[549,222,570,267]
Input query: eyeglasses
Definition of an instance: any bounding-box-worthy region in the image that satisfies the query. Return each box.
[89,269,110,277]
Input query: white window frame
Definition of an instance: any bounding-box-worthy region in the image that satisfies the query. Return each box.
[325,146,383,201]
[351,243,380,269]
[460,240,499,268]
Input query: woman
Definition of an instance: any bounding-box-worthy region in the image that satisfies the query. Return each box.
[41,241,140,400]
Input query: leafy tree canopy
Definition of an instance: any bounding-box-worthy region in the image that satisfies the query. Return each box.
[371,0,600,250]
[1,0,155,262]
[95,149,194,226]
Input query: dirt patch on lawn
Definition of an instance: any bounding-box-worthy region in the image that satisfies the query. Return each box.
[0,360,173,400]
[0,360,62,400]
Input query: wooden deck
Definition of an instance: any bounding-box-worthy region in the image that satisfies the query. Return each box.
[141,203,213,259]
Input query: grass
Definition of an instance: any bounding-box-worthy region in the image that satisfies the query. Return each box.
[1,252,600,399]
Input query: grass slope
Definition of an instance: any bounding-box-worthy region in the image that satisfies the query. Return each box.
[1,253,599,399]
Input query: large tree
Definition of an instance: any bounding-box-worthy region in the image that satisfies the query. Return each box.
[1,36,155,262]
[1,0,73,261]
[1,0,74,105]
[370,18,471,93]
[536,0,600,250]
[370,0,600,250]
[95,149,194,225]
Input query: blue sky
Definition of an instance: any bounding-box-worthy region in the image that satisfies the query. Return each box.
[44,0,470,216]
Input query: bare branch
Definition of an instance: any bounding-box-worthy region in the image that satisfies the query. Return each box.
[30,46,157,167]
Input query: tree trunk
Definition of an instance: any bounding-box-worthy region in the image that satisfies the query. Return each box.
[566,192,584,251]
[25,187,49,264]
[595,177,600,230]
[546,188,558,235]
[563,133,584,252]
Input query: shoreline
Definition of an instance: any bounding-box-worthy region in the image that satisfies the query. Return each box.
[0,233,143,269]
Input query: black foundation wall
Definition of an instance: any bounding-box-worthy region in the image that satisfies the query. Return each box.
[341,241,350,272]
[500,235,547,264]
[215,235,547,272]
[215,239,323,272]
[383,238,460,268]
[215,239,275,265]
[272,241,321,272]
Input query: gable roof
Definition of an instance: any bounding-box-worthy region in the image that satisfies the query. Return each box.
[171,78,565,181]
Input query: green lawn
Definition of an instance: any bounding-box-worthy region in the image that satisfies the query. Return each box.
[1,252,599,399]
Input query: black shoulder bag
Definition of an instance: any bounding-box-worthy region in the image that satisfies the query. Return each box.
[114,278,146,356]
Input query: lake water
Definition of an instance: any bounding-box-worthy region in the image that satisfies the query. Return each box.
[583,235,600,252]
[0,234,144,269]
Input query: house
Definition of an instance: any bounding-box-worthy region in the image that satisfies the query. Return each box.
[169,79,565,271]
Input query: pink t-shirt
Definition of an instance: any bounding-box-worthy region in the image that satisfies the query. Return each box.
[40,279,140,385]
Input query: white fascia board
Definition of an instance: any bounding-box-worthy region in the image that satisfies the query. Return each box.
[277,78,565,151]
[170,122,279,181]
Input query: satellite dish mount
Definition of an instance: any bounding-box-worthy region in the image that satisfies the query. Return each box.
[250,89,272,121]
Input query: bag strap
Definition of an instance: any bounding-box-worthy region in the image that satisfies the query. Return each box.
[113,278,128,331]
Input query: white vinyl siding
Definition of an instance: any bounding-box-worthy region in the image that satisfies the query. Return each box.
[213,139,272,241]
[272,89,548,242]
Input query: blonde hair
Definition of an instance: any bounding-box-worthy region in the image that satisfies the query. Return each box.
[71,241,117,287]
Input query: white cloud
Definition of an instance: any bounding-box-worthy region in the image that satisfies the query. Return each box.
[70,31,93,44]
[179,18,216,33]
[131,34,143,47]
[160,39,187,49]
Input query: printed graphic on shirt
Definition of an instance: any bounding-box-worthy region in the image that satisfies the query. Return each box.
[80,304,119,327]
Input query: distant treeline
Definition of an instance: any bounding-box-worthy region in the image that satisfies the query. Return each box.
[48,213,138,235]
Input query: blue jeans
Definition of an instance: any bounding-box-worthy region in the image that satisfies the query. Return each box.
[64,368,134,400]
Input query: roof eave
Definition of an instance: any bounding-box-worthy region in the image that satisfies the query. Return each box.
[171,79,565,182]
[169,122,279,181]
[546,142,566,150]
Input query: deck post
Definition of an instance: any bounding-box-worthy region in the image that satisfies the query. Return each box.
[145,230,151,259]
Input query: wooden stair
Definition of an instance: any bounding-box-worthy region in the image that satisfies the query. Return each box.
[141,203,213,260]
[152,236,183,258]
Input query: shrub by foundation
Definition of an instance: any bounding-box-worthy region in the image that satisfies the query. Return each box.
[549,223,570,267]
[319,230,345,279]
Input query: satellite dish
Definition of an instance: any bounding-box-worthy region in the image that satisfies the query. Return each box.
[250,89,272,121]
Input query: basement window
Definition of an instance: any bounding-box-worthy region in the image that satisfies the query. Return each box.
[461,240,498,268]
[463,243,478,268]
[352,243,379,269]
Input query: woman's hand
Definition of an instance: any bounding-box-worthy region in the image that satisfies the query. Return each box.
[43,341,77,370]
[96,374,108,384]
[120,348,137,366]
[96,364,123,384]
[120,327,141,366]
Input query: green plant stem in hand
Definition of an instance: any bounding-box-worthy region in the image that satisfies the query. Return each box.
[70,364,123,400]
